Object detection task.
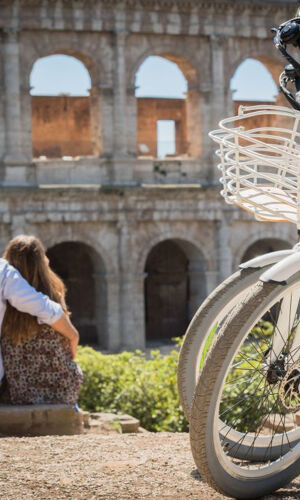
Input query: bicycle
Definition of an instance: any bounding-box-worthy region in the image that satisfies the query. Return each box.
[177,21,298,425]
[188,16,300,498]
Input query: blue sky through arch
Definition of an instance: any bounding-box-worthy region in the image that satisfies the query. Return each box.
[30,54,277,102]
[30,54,91,96]
[230,58,278,101]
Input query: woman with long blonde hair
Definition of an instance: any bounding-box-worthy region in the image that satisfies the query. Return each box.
[1,235,82,405]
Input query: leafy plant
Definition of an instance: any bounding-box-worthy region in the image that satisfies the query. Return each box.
[76,339,188,432]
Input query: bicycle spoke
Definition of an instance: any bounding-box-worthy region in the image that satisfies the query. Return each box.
[218,287,300,471]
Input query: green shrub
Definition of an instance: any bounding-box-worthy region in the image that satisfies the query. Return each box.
[76,339,188,432]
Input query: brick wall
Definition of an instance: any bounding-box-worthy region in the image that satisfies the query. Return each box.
[32,96,93,158]
[137,98,187,157]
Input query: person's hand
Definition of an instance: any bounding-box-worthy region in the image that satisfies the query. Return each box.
[69,334,79,359]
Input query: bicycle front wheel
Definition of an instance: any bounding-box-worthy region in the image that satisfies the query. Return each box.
[190,273,300,499]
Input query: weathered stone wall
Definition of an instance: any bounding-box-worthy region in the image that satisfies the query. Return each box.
[0,0,297,348]
[0,186,295,349]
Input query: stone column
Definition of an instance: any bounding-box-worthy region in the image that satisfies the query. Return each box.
[209,35,228,183]
[187,269,207,320]
[0,78,5,167]
[118,221,144,350]
[2,29,29,166]
[204,270,219,295]
[120,271,146,350]
[106,273,122,351]
[210,35,227,128]
[113,31,127,156]
[186,88,202,158]
[127,85,137,157]
[112,31,134,183]
[199,86,215,179]
[98,86,114,159]
[89,86,102,156]
[215,214,233,284]
[130,271,147,349]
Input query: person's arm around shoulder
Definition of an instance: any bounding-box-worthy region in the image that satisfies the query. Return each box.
[51,313,79,359]
[1,259,79,358]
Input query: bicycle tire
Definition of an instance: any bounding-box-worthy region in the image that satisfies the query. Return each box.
[190,273,300,499]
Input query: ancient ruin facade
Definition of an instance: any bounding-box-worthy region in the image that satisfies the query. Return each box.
[0,0,298,349]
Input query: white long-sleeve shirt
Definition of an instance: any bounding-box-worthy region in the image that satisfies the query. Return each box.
[0,258,63,380]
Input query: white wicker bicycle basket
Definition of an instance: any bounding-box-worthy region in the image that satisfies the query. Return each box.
[209,105,300,225]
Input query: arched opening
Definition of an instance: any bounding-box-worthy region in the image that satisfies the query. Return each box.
[46,241,107,347]
[135,55,191,158]
[30,54,96,159]
[241,238,291,263]
[230,57,289,133]
[230,58,278,103]
[144,239,206,343]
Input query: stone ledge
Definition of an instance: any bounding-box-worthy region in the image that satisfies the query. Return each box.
[84,412,142,434]
[0,404,83,437]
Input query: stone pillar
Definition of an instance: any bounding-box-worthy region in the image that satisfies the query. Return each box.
[210,35,227,128]
[106,273,122,351]
[204,270,219,295]
[2,29,29,166]
[215,214,233,284]
[0,72,5,167]
[89,86,102,156]
[209,35,228,183]
[118,221,144,350]
[131,271,146,349]
[113,31,127,156]
[187,269,207,320]
[112,31,134,183]
[199,86,215,179]
[127,86,137,157]
[120,271,145,350]
[20,86,33,161]
[98,86,114,159]
[186,89,202,158]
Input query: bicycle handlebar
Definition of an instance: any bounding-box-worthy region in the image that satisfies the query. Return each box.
[272,17,300,110]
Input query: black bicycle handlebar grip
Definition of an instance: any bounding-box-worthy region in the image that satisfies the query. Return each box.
[280,21,300,44]
[295,76,300,92]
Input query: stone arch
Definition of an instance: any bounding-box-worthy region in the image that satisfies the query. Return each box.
[241,237,292,264]
[225,39,284,91]
[143,237,208,342]
[137,230,212,276]
[41,230,117,279]
[133,49,202,158]
[23,43,100,89]
[29,51,100,158]
[233,227,295,268]
[131,49,199,90]
[46,240,108,348]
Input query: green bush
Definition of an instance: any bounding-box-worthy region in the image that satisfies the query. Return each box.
[76,339,188,432]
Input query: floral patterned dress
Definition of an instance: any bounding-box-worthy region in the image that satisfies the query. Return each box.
[1,325,83,405]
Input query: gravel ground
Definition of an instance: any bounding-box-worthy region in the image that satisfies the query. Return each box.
[0,432,299,499]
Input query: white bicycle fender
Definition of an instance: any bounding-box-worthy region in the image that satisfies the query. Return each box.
[260,251,300,283]
[239,249,293,270]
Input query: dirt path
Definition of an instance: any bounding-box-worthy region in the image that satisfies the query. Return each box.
[0,432,299,499]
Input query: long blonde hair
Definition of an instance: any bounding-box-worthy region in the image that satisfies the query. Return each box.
[2,235,69,345]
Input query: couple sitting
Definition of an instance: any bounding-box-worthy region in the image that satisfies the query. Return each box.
[0,234,82,406]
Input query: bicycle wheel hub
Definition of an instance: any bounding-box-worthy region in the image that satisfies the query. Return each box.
[279,360,300,411]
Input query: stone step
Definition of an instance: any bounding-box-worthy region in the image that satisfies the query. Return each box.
[0,404,84,437]
[84,412,141,433]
